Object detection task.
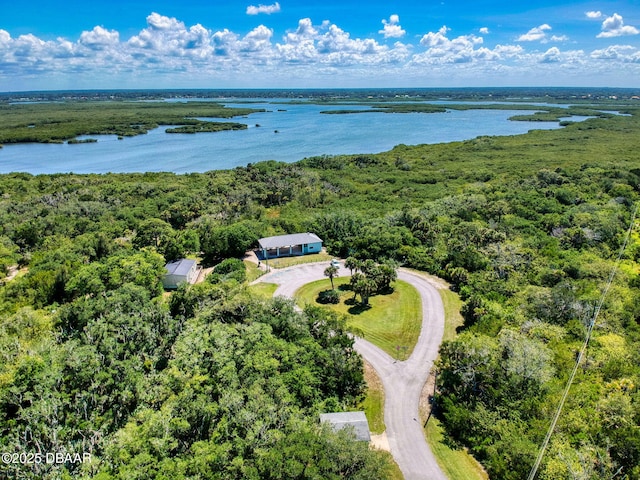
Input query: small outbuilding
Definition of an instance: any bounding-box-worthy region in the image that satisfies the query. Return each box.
[162,258,199,289]
[319,411,371,442]
[258,232,323,259]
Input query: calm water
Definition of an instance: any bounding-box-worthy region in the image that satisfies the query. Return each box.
[0,101,570,174]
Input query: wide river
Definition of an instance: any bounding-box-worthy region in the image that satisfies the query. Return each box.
[0,100,575,174]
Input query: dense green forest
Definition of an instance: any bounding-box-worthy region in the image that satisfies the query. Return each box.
[0,101,639,479]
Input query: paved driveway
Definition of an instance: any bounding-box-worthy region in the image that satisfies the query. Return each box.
[255,261,448,480]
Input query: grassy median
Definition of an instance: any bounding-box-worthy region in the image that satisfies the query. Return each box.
[294,277,422,357]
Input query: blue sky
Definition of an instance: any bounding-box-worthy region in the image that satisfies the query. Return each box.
[1,1,639,91]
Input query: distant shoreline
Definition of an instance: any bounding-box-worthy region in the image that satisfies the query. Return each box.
[1,86,640,104]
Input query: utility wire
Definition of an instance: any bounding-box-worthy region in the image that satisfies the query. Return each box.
[526,203,638,480]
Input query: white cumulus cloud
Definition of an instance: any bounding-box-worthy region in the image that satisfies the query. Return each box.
[79,26,120,49]
[275,18,407,66]
[127,13,212,57]
[246,2,281,15]
[518,24,552,42]
[494,44,524,57]
[420,26,451,47]
[597,13,640,38]
[379,14,406,39]
[591,44,638,60]
[147,12,183,31]
[416,26,487,64]
[538,47,585,65]
[212,29,238,56]
[0,29,10,45]
[541,47,561,63]
[241,25,274,52]
[319,23,385,58]
[284,18,318,44]
[586,11,603,19]
[1,11,640,89]
[277,18,319,63]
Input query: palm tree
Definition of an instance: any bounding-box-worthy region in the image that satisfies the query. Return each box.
[344,256,360,275]
[377,262,398,291]
[350,272,365,300]
[353,276,376,305]
[324,265,339,290]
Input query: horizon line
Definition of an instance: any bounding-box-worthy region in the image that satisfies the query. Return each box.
[2,86,640,95]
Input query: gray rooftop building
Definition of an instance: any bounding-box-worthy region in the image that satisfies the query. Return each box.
[162,258,199,289]
[319,411,371,442]
[258,232,323,259]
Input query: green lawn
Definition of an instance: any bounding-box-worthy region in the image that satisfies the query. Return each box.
[294,277,422,357]
[244,260,264,283]
[433,287,487,480]
[247,282,279,299]
[360,362,385,435]
[425,418,488,480]
[379,451,405,480]
[264,252,333,269]
[399,268,463,342]
[439,289,464,342]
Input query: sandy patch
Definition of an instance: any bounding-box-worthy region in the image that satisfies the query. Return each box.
[243,250,261,265]
[1,265,27,284]
[194,267,213,284]
[370,432,390,452]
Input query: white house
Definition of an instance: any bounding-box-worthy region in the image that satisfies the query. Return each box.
[162,258,199,289]
[258,232,323,259]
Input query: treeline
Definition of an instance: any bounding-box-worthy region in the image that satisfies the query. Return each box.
[2,87,639,104]
[0,109,639,478]
[320,104,620,119]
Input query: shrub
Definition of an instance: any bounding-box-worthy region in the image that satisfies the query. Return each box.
[215,258,245,275]
[317,289,340,304]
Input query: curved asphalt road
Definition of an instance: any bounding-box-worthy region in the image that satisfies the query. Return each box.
[255,261,447,480]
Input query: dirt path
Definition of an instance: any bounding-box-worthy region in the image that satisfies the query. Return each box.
[255,262,447,480]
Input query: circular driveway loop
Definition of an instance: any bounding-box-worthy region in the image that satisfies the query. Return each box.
[255,261,447,480]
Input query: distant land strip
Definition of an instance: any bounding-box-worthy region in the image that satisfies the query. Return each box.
[0,101,263,145]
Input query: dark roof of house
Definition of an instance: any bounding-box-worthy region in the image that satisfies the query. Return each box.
[319,411,371,442]
[165,258,197,276]
[258,232,323,249]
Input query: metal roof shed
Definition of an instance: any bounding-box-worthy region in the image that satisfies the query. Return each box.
[320,411,371,442]
[163,258,198,289]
